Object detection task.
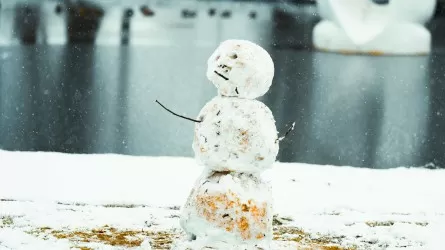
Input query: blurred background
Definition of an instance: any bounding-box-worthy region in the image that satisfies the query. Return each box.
[0,0,444,169]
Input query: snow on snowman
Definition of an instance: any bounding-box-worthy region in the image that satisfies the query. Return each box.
[157,39,294,250]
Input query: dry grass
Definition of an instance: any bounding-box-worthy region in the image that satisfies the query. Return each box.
[29,225,178,249]
[27,224,358,250]
[102,204,140,208]
[273,226,357,250]
[1,216,14,228]
[365,221,395,227]
[365,220,428,228]
[0,199,16,202]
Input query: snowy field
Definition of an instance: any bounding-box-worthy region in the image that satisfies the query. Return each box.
[0,149,444,250]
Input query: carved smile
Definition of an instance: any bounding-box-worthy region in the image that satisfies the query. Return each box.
[214,71,229,81]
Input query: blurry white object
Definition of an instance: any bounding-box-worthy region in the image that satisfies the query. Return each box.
[0,1,20,45]
[95,7,123,46]
[327,0,390,45]
[314,0,437,55]
[39,2,67,45]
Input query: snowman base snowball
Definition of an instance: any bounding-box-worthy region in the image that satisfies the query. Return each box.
[180,171,273,244]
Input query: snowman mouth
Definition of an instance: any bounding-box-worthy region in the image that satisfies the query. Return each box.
[214,71,229,81]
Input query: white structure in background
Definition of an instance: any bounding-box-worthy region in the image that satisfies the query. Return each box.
[0,0,19,45]
[39,1,67,45]
[129,2,180,47]
[313,0,437,55]
[0,0,67,45]
[95,6,123,46]
[173,40,279,250]
[129,1,274,48]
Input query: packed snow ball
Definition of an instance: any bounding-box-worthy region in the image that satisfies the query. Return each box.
[180,171,273,247]
[206,39,275,99]
[193,96,279,173]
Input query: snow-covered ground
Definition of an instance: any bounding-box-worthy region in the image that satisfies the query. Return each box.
[0,149,444,250]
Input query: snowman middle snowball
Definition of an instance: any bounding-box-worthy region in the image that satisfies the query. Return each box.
[193,96,278,173]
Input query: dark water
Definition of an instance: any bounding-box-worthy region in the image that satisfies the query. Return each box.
[269,50,445,169]
[0,44,444,169]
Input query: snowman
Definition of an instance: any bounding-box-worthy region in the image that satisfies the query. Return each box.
[167,39,284,250]
[193,39,278,173]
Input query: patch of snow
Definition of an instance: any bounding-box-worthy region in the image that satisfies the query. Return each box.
[0,228,71,250]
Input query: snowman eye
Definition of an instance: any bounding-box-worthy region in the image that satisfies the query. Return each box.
[229,53,238,59]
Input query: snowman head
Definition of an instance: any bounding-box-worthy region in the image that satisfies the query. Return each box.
[206,39,274,99]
